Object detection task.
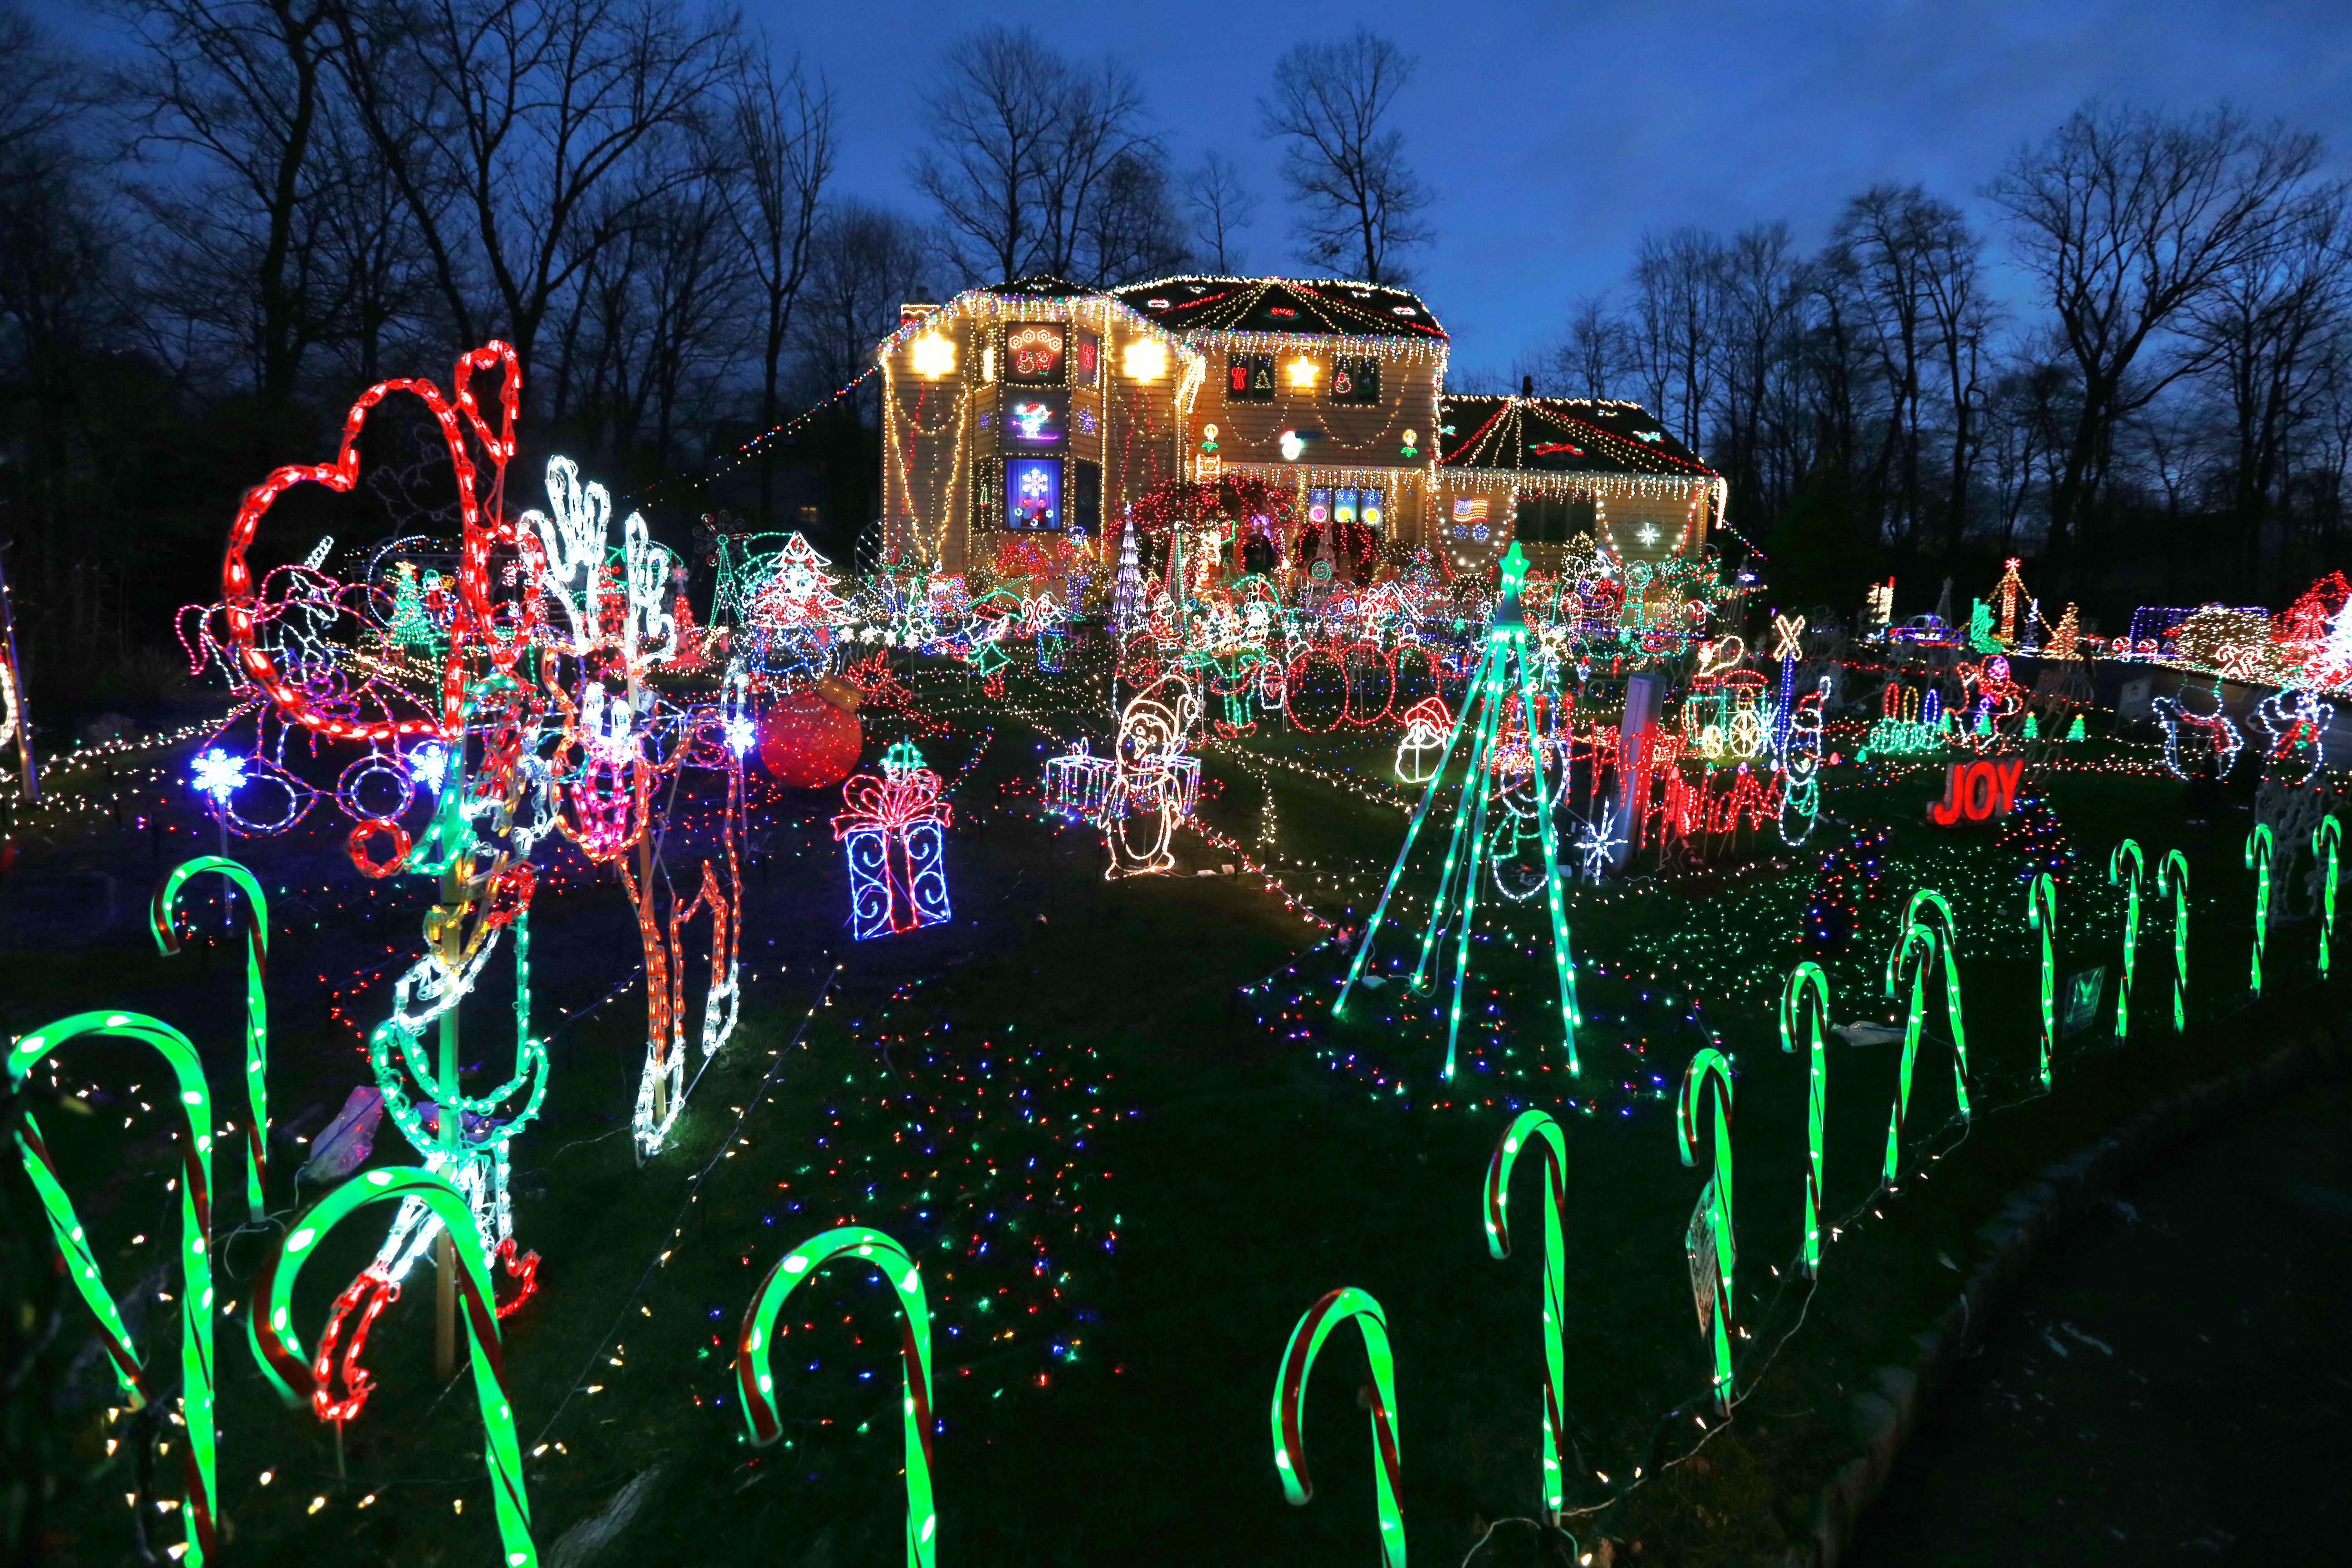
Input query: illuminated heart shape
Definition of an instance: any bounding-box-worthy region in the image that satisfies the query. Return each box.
[222,343,521,743]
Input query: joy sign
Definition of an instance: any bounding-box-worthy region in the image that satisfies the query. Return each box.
[1928,756,2024,825]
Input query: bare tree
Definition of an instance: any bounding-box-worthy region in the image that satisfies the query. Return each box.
[727,44,833,524]
[1029,59,1156,283]
[1987,101,2324,570]
[1260,27,1432,284]
[1628,226,1723,448]
[112,0,344,402]
[325,0,741,403]
[1180,150,1255,274]
[1078,148,1187,286]
[796,202,928,416]
[1555,294,1622,400]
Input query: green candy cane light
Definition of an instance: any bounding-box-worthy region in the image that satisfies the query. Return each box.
[253,1167,534,1566]
[1881,912,1970,1186]
[2109,839,2145,1039]
[1676,1050,1735,1415]
[1335,544,1579,1081]
[2317,814,2343,977]
[1273,1286,1405,1568]
[2158,849,2190,1031]
[151,857,270,1216]
[2027,873,2058,1090]
[1482,1111,1570,1520]
[1779,964,1830,1276]
[736,1227,935,1568]
[2245,824,2274,998]
[9,1012,218,1565]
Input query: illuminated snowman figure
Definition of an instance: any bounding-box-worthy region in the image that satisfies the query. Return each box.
[1103,677,1202,879]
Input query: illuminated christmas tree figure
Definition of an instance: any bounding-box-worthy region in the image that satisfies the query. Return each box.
[1993,557,2028,644]
[2050,602,2080,661]
[384,561,437,649]
[1111,512,1143,632]
[1335,543,1580,1079]
[753,532,849,629]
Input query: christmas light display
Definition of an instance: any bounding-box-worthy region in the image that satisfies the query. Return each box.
[735,1227,936,1568]
[833,745,954,938]
[2318,814,2343,977]
[150,857,271,1216]
[1272,1286,1404,1568]
[1677,1049,1735,1415]
[8,1011,218,1566]
[1335,546,1579,1080]
[253,1166,534,1567]
[1481,1111,1570,1520]
[1778,964,1830,1275]
[1103,678,1204,879]
[2246,824,2274,997]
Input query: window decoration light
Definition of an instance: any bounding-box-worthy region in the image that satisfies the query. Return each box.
[736,1227,936,1568]
[1287,357,1318,391]
[1270,1286,1404,1568]
[1121,337,1166,381]
[1481,1112,1570,1522]
[910,333,956,380]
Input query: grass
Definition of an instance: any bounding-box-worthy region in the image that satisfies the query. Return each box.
[4,666,2338,1567]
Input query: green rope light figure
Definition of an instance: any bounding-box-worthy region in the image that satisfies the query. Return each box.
[1881,919,1971,1186]
[1779,965,1830,1277]
[2027,873,2058,1091]
[2317,815,2342,978]
[1676,1050,1735,1415]
[151,857,270,1217]
[2158,848,2190,1031]
[1272,1286,1405,1567]
[736,1227,935,1568]
[2108,840,2145,1039]
[253,1167,534,1567]
[9,1011,218,1565]
[2245,824,2274,998]
[1336,544,1579,1080]
[1481,1110,1569,1520]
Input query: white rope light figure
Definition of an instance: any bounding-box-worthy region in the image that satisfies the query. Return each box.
[1103,678,1203,880]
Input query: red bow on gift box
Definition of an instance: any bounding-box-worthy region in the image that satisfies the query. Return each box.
[832,768,950,837]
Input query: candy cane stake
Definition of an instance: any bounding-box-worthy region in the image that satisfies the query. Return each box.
[8,1012,218,1565]
[1779,965,1831,1275]
[2316,815,2342,978]
[737,1227,935,1568]
[2158,849,2190,1032]
[2245,824,2274,998]
[1482,1111,1569,1519]
[2027,873,2058,1091]
[1273,1286,1405,1567]
[1677,1051,1735,1414]
[1882,919,1971,1185]
[2109,840,2145,1039]
[152,857,270,1215]
[254,1167,534,1567]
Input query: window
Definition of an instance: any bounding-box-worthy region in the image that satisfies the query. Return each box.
[1071,460,1102,536]
[1005,457,1063,530]
[1328,355,1381,405]
[971,459,1000,531]
[1226,352,1274,402]
[1004,323,1066,385]
[1515,494,1596,544]
[999,388,1068,451]
[797,505,821,528]
[1074,332,1100,386]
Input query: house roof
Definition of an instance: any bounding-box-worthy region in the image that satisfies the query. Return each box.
[980,274,1096,300]
[1108,276,1448,343]
[1437,395,1716,480]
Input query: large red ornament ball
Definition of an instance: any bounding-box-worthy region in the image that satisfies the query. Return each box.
[759,686,864,787]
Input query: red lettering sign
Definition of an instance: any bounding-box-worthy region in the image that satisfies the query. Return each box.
[1930,757,2025,825]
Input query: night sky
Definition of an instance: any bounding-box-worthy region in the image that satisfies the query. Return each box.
[39,0,2352,377]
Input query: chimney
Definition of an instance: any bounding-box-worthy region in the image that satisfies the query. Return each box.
[1520,374,1534,397]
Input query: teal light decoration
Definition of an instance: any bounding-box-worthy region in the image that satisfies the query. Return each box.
[1676,1050,1736,1414]
[2027,872,2058,1090]
[1778,965,1830,1276]
[2108,839,2145,1039]
[736,1228,935,1568]
[2317,814,2342,977]
[1881,910,1971,1186]
[2246,824,2274,997]
[1273,1286,1405,1568]
[1335,544,1579,1080]
[2158,848,2190,1031]
[150,857,271,1216]
[9,1012,218,1564]
[1481,1111,1569,1519]
[254,1167,535,1567]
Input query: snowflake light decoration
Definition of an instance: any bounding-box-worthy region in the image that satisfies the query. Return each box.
[192,747,246,804]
